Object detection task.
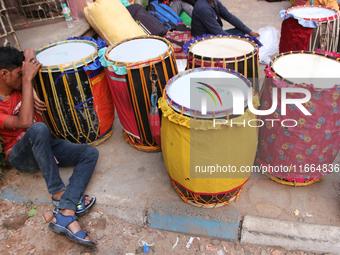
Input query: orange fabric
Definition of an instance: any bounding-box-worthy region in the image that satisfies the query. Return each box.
[306,0,339,10]
[87,69,115,136]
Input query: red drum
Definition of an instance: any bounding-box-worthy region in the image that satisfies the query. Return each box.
[258,51,340,186]
[280,6,339,53]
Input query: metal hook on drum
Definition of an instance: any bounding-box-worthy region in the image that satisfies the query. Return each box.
[320,33,327,53]
[149,72,159,95]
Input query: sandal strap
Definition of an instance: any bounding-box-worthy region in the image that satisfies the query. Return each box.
[74,230,87,239]
[55,213,78,228]
[51,198,60,207]
[77,195,88,211]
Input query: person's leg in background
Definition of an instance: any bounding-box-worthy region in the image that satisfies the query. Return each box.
[170,0,193,17]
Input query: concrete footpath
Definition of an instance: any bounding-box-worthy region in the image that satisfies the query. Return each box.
[1,0,340,254]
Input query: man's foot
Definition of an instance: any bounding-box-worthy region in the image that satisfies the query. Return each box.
[49,209,96,246]
[52,194,96,216]
[51,210,90,240]
[52,191,92,207]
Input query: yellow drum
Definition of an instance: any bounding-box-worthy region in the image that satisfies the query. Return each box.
[159,67,259,208]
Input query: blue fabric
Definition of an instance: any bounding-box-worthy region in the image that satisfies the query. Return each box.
[83,58,102,72]
[279,10,318,28]
[183,33,263,54]
[67,36,107,49]
[55,213,78,228]
[74,230,87,239]
[8,123,99,211]
[120,0,131,7]
[86,66,104,79]
[191,0,251,37]
[149,2,182,28]
[151,94,158,107]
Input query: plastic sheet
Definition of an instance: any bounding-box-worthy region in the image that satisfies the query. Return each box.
[257,26,279,64]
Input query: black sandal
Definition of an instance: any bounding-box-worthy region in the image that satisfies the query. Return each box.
[48,212,96,247]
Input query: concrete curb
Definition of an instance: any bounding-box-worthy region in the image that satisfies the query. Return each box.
[147,198,240,241]
[240,215,340,254]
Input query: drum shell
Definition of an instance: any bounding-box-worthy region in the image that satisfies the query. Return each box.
[258,74,340,182]
[35,61,115,145]
[308,19,339,52]
[282,6,340,52]
[159,96,257,195]
[105,36,178,151]
[124,56,177,145]
[187,37,260,92]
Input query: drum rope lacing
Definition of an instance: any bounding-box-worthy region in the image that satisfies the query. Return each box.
[35,40,113,146]
[171,179,245,208]
[122,40,178,152]
[187,36,260,92]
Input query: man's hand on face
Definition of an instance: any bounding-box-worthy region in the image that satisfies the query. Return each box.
[21,59,42,82]
[249,31,260,38]
[23,48,36,63]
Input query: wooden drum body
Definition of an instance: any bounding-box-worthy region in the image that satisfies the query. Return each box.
[160,67,259,208]
[283,6,339,52]
[258,51,340,185]
[185,35,260,92]
[104,35,178,152]
[35,40,115,145]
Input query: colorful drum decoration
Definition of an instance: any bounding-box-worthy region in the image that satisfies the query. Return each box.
[185,35,260,92]
[280,6,339,52]
[159,67,259,208]
[35,40,115,146]
[258,51,340,186]
[105,35,177,152]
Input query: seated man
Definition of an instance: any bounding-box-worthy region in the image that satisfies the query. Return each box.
[0,47,98,246]
[191,0,260,38]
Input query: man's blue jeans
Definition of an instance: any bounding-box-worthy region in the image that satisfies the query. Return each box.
[8,123,99,211]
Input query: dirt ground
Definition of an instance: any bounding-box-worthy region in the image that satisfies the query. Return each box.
[0,169,324,255]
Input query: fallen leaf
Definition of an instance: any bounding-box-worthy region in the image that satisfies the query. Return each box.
[27,208,37,218]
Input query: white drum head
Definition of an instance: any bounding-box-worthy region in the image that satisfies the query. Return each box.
[190,38,255,58]
[272,54,340,88]
[108,38,168,63]
[36,42,97,67]
[167,69,250,119]
[288,6,337,20]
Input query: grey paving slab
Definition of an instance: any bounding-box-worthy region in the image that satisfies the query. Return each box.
[241,215,340,254]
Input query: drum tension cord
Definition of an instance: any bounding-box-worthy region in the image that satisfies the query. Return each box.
[320,34,327,53]
[149,72,159,106]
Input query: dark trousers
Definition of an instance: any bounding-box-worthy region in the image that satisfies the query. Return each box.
[8,123,99,211]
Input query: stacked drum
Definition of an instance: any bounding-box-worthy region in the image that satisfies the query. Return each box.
[158,34,261,207]
[185,35,260,92]
[104,35,178,152]
[160,67,258,208]
[258,51,340,185]
[35,40,115,146]
[280,5,340,53]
